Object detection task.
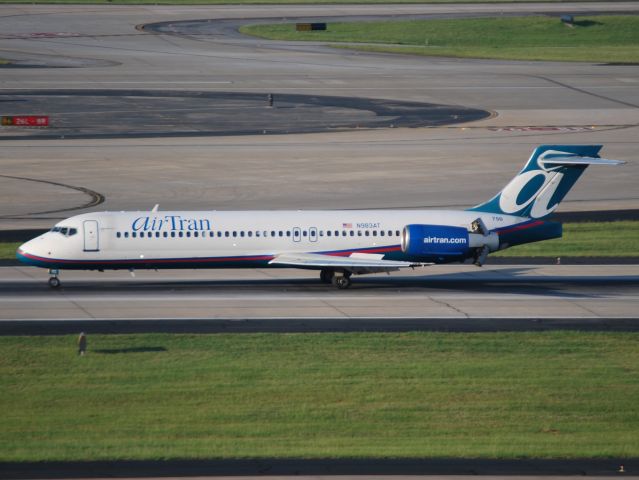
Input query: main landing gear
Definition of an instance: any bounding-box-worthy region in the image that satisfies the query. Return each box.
[320,269,352,289]
[48,269,61,288]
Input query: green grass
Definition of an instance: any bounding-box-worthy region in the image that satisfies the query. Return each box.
[241,15,639,63]
[0,242,20,260]
[1,332,639,461]
[494,221,639,257]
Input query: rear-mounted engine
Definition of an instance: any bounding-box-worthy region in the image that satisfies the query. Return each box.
[402,224,470,257]
[401,223,499,263]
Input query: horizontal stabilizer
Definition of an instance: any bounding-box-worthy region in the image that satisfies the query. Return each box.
[541,156,625,166]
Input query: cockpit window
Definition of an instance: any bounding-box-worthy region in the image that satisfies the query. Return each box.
[50,226,77,237]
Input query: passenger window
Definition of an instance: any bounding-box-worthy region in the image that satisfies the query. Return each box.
[186,232,191,238]
[396,230,400,236]
[380,230,385,236]
[357,231,362,237]
[140,232,145,238]
[286,231,291,237]
[387,230,393,236]
[319,231,324,237]
[302,231,307,237]
[327,231,331,237]
[210,231,214,238]
[117,232,121,238]
[225,231,229,237]
[279,231,283,237]
[132,232,137,238]
[124,232,129,238]
[365,231,370,236]
[178,231,183,238]
[194,232,199,238]
[171,232,176,238]
[372,231,377,237]
[349,231,354,237]
[271,231,276,237]
[248,231,253,237]
[163,232,168,238]
[217,232,222,238]
[240,231,245,238]
[256,231,261,237]
[232,231,237,237]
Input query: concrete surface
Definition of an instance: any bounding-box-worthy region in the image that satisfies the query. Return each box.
[1,264,637,321]
[0,3,638,230]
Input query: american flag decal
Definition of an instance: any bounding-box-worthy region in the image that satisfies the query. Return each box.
[342,223,352,228]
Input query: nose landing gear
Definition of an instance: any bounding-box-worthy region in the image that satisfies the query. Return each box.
[48,269,61,288]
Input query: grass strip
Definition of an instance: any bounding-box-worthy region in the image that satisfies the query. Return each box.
[0,242,20,260]
[493,220,639,257]
[1,332,638,461]
[3,221,638,261]
[241,15,639,63]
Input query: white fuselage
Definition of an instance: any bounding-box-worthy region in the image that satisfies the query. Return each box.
[17,209,522,270]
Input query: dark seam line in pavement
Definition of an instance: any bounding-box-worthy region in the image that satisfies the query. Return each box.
[0,175,105,218]
[532,75,639,109]
[1,457,636,477]
[1,318,639,336]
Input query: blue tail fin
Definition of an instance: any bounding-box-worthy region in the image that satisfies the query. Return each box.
[468,145,622,219]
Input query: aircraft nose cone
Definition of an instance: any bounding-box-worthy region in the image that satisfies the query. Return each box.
[16,237,49,266]
[16,240,33,263]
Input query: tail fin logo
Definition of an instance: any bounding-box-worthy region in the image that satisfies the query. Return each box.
[498,151,567,218]
[468,145,621,219]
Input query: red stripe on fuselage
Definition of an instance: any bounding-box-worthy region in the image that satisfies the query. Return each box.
[494,220,544,235]
[18,245,403,266]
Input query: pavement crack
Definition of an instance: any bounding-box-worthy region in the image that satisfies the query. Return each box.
[429,296,470,318]
[531,75,639,109]
[319,298,351,318]
[570,300,601,318]
[60,293,96,319]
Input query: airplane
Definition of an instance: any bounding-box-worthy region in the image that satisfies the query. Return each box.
[17,145,623,289]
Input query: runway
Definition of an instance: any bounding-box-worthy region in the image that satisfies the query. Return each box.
[1,265,638,323]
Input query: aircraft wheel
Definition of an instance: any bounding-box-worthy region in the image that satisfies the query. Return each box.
[48,277,61,288]
[332,275,351,289]
[320,269,334,284]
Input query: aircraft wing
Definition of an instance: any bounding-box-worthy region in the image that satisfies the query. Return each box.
[269,252,430,274]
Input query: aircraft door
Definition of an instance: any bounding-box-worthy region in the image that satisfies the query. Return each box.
[83,220,99,251]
